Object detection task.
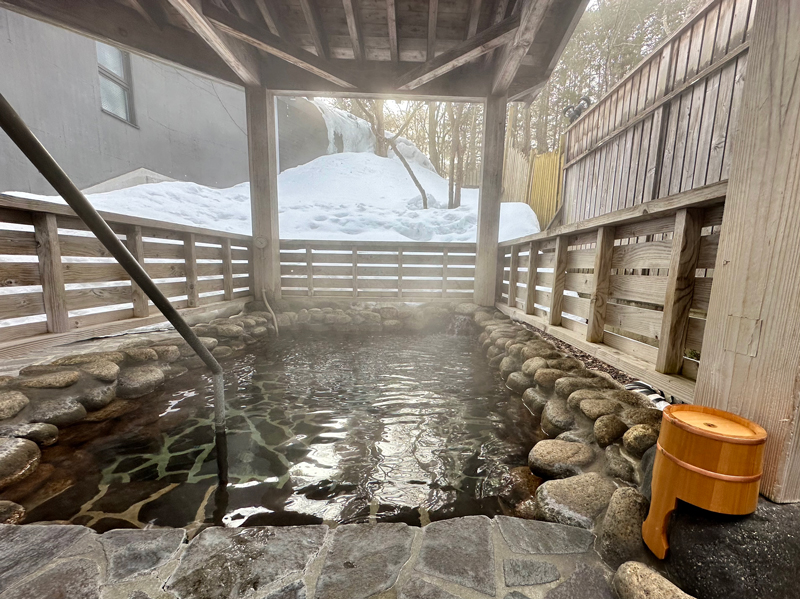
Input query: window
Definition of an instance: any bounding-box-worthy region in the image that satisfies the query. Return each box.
[96,42,135,125]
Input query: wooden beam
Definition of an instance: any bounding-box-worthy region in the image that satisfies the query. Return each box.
[586,226,614,343]
[129,0,170,29]
[342,0,365,61]
[428,0,439,60]
[184,233,199,308]
[165,0,261,85]
[32,213,68,334]
[548,235,568,326]
[397,15,520,91]
[466,0,483,38]
[298,0,329,59]
[525,241,539,314]
[492,0,549,94]
[499,181,728,247]
[246,88,281,301]
[656,209,701,373]
[386,0,399,62]
[126,225,149,317]
[222,239,234,301]
[507,245,520,307]
[254,0,283,37]
[474,95,507,306]
[204,2,357,89]
[693,0,800,502]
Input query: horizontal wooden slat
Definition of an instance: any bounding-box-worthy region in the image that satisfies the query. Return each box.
[565,272,593,294]
[561,317,587,336]
[195,245,223,260]
[145,263,187,279]
[0,292,45,319]
[197,263,224,277]
[144,241,185,259]
[280,240,476,252]
[606,303,663,340]
[609,275,668,305]
[682,358,699,380]
[69,308,135,329]
[63,263,128,284]
[0,263,41,287]
[156,281,189,298]
[703,204,724,227]
[66,286,133,311]
[691,277,713,312]
[603,329,659,363]
[536,272,553,288]
[58,235,115,258]
[697,233,719,268]
[0,321,48,343]
[615,216,676,240]
[566,248,595,269]
[534,290,551,307]
[611,240,673,270]
[198,278,225,293]
[538,252,555,268]
[0,230,37,255]
[686,317,706,351]
[562,295,589,319]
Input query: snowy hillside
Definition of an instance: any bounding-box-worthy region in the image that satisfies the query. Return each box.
[11,152,540,243]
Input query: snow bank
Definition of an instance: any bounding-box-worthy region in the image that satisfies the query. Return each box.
[9,152,540,243]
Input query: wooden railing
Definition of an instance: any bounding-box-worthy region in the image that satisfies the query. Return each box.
[280,240,476,302]
[502,143,564,229]
[561,0,755,224]
[495,182,727,403]
[0,194,252,348]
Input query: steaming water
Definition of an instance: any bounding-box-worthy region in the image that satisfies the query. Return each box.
[21,332,539,531]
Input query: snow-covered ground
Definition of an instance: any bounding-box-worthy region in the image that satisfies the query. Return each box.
[10,152,540,243]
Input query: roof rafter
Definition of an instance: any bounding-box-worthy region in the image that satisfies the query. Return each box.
[491,0,548,94]
[129,0,170,30]
[254,0,284,38]
[165,0,261,86]
[427,0,438,60]
[203,1,358,89]
[386,0,399,62]
[298,0,329,59]
[397,14,520,91]
[342,0,365,61]
[466,0,483,38]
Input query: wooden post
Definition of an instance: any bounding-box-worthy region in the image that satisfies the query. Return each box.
[127,225,149,316]
[246,86,281,301]
[352,248,358,298]
[442,248,448,298]
[507,244,520,308]
[548,235,568,326]
[184,232,198,308]
[586,226,614,342]
[656,209,701,373]
[306,245,314,297]
[32,212,68,333]
[221,238,234,301]
[694,0,800,502]
[525,240,538,315]
[474,94,507,306]
[398,248,403,299]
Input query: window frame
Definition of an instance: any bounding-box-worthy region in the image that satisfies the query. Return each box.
[97,43,137,127]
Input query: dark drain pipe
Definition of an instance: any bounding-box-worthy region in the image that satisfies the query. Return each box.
[0,92,227,433]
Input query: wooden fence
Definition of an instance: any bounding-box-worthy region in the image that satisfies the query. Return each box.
[279,240,476,302]
[502,144,564,228]
[0,194,252,351]
[495,182,727,403]
[562,0,755,224]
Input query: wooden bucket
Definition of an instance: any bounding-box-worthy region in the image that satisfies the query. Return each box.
[641,404,767,559]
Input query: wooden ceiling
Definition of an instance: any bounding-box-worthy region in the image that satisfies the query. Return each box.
[0,0,587,101]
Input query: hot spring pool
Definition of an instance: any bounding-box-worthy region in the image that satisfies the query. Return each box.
[20,331,540,531]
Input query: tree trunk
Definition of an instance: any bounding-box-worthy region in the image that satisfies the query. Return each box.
[534,86,550,153]
[455,105,465,208]
[375,99,387,157]
[447,102,456,208]
[428,102,440,174]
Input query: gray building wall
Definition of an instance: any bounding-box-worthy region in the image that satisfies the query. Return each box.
[0,8,330,195]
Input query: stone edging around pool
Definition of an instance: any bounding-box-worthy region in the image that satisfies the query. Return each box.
[0,515,683,599]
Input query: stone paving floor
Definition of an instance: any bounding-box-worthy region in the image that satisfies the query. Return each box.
[0,516,615,599]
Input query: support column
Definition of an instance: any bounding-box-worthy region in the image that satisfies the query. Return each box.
[694,0,800,502]
[246,86,281,301]
[474,95,507,306]
[586,226,614,343]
